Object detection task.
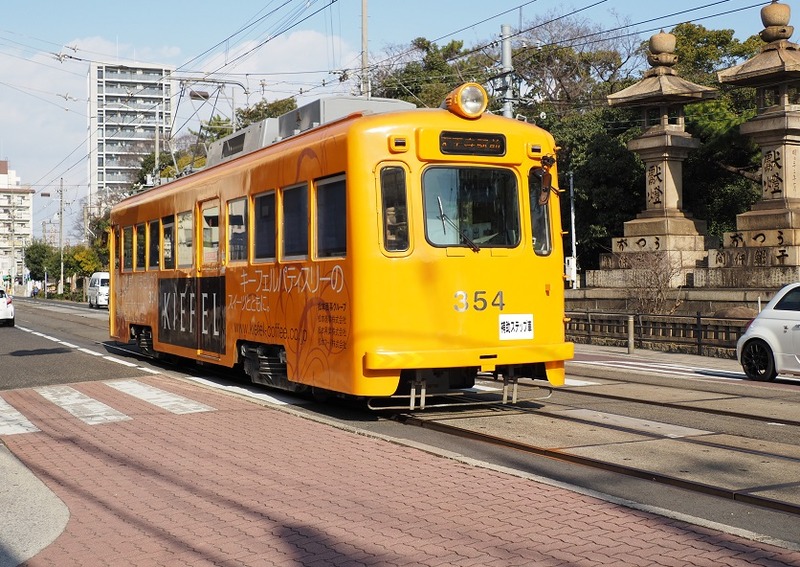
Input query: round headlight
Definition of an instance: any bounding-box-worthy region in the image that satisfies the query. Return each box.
[443,82,488,119]
[459,85,486,116]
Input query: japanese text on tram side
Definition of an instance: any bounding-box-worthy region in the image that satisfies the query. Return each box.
[237,265,345,294]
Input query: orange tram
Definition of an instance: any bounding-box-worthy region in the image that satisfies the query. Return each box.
[109,82,574,409]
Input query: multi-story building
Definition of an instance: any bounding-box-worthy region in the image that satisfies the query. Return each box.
[0,160,34,285]
[88,62,175,214]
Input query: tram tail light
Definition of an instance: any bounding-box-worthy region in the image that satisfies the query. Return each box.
[442,83,488,119]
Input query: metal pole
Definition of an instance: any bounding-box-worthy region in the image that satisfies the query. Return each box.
[501,24,513,118]
[361,0,370,98]
[627,315,635,354]
[567,171,579,288]
[9,198,15,286]
[58,178,64,296]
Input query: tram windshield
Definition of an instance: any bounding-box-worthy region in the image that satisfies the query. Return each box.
[422,167,519,250]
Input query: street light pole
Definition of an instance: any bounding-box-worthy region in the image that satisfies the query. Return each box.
[58,178,64,295]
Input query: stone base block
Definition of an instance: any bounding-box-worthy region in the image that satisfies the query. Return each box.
[707,245,800,268]
[693,266,800,288]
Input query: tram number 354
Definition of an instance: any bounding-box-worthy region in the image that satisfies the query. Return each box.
[454,290,505,312]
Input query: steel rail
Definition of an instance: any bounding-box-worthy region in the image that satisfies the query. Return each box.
[396,410,800,517]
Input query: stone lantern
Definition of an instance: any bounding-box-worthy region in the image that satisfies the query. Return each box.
[711,0,800,286]
[586,30,717,289]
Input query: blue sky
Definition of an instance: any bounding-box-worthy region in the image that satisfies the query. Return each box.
[0,0,773,238]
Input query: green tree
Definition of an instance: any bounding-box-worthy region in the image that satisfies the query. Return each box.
[236,96,297,127]
[65,244,103,277]
[194,114,233,143]
[673,23,764,240]
[372,38,489,108]
[24,241,56,282]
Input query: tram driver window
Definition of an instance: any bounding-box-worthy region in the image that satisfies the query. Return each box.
[317,176,346,258]
[381,166,409,252]
[422,167,519,249]
[177,211,194,268]
[123,226,133,271]
[254,191,276,261]
[282,184,308,259]
[228,197,248,262]
[135,223,146,271]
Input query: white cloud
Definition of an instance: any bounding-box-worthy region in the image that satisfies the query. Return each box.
[0,29,357,239]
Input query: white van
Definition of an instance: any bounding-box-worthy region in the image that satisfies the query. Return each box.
[87,271,110,308]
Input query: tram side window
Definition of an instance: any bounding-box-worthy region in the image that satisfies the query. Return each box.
[123,226,133,271]
[283,184,308,259]
[202,204,220,265]
[177,210,194,268]
[114,230,121,271]
[317,176,346,258]
[529,167,552,256]
[254,191,276,261]
[380,167,409,252]
[148,220,159,270]
[162,215,175,269]
[228,197,248,262]
[135,223,146,271]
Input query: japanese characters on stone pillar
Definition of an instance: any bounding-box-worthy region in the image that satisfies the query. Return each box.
[710,0,800,286]
[586,30,717,288]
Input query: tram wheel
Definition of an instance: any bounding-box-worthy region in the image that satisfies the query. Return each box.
[741,339,777,381]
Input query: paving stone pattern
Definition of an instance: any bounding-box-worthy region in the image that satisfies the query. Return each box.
[3,375,799,566]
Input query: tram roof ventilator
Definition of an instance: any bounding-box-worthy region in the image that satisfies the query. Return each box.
[206,96,415,167]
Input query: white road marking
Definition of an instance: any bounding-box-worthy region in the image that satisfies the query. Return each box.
[35,385,131,425]
[106,380,215,414]
[564,378,602,387]
[571,359,746,380]
[102,356,139,367]
[77,348,103,356]
[0,396,40,435]
[559,408,713,438]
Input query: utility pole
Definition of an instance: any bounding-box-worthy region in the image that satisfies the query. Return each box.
[9,197,15,286]
[567,171,579,289]
[361,0,370,98]
[58,178,64,295]
[501,24,513,118]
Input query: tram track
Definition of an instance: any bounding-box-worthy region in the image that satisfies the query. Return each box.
[387,375,800,520]
[512,377,800,428]
[393,405,800,518]
[87,337,800,520]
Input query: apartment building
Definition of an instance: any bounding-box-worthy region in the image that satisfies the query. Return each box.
[0,160,33,284]
[87,62,175,213]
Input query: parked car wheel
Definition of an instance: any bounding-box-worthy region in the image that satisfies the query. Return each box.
[740,339,777,381]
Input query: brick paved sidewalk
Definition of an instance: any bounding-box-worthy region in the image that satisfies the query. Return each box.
[4,374,800,567]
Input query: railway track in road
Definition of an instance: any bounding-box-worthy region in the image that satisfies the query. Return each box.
[389,375,800,519]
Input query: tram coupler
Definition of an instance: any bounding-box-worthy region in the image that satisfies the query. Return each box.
[409,373,427,410]
[500,373,519,404]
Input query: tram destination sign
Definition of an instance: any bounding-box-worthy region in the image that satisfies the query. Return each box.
[440,131,506,156]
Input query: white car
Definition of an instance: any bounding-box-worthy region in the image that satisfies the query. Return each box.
[737,282,800,381]
[0,289,14,327]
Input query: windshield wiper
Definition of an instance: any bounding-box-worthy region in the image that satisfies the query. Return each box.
[437,196,480,252]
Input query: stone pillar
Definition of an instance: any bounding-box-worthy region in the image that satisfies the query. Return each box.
[705,0,800,287]
[587,30,717,289]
